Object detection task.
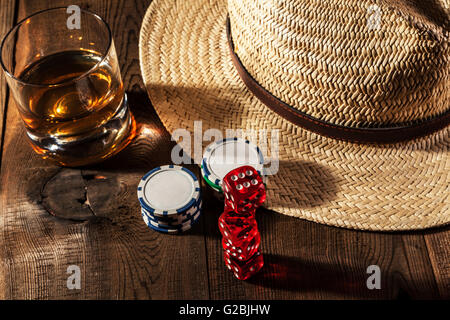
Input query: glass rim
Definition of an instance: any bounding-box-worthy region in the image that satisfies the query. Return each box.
[0,6,113,88]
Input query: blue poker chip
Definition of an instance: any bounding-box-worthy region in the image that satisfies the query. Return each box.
[144,200,202,225]
[201,138,264,192]
[137,165,201,216]
[142,201,202,226]
[143,209,201,230]
[142,210,201,234]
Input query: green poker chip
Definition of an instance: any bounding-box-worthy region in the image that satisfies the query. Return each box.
[201,164,222,192]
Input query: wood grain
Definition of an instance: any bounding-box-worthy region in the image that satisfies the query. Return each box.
[0,0,16,167]
[424,230,450,299]
[0,0,208,299]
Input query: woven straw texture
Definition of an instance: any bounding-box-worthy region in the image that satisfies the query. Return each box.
[229,0,449,128]
[139,0,450,231]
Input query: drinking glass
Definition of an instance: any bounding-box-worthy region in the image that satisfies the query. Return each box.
[0,7,136,166]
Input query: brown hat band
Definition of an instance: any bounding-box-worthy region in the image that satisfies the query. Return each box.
[227,17,450,144]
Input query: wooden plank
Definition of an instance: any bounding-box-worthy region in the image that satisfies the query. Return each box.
[203,178,442,299]
[0,0,209,299]
[398,233,441,299]
[0,0,447,301]
[424,229,450,299]
[0,0,16,167]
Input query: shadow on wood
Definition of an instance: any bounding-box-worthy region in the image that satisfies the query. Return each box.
[248,253,402,298]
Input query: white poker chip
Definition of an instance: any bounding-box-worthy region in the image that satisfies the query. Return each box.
[148,197,202,219]
[201,138,264,190]
[137,165,201,216]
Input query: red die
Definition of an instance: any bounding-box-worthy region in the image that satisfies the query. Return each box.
[219,207,258,241]
[222,166,266,213]
[222,232,261,261]
[223,250,264,280]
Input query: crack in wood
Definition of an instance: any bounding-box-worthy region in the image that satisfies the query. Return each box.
[40,169,97,221]
[80,171,96,217]
[39,166,123,223]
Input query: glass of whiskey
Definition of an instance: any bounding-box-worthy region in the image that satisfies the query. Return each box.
[0,7,136,166]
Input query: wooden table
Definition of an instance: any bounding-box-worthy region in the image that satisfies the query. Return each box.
[0,0,448,300]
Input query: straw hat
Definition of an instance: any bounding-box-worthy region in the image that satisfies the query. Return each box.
[139,0,449,231]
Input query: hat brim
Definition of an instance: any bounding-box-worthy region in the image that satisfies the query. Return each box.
[139,0,449,231]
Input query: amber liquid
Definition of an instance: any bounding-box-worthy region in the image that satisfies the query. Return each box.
[17,50,135,166]
[19,50,124,136]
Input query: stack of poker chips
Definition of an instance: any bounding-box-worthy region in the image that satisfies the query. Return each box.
[201,138,265,196]
[138,165,202,234]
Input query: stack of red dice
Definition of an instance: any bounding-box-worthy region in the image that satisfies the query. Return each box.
[218,165,266,280]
